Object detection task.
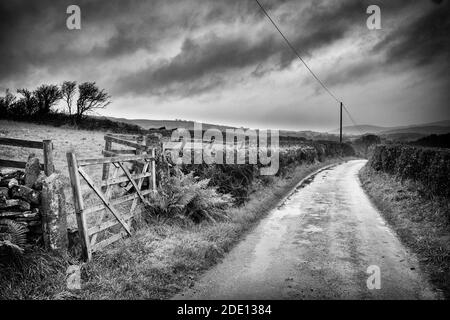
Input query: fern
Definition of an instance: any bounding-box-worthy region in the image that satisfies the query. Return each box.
[145,169,232,223]
[0,219,28,255]
[0,240,24,254]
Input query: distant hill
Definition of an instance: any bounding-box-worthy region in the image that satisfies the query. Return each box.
[279,130,340,141]
[381,125,450,135]
[107,117,341,141]
[380,122,450,141]
[105,116,450,143]
[331,120,450,141]
[330,125,388,135]
[107,117,238,131]
[411,133,450,148]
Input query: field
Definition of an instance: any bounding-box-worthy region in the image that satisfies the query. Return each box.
[0,120,106,178]
[0,120,135,229]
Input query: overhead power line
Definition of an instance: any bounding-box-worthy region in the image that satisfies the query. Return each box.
[254,0,365,136]
[342,103,365,136]
[254,0,340,103]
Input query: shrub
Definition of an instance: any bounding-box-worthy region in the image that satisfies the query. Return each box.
[411,133,450,149]
[178,141,355,204]
[181,163,257,205]
[145,169,232,223]
[352,134,381,158]
[368,144,450,197]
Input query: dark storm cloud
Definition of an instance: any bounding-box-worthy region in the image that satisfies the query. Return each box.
[0,0,448,98]
[114,33,279,96]
[0,0,60,80]
[322,0,450,86]
[113,0,376,96]
[0,0,265,86]
[0,0,168,80]
[372,1,450,67]
[115,0,444,97]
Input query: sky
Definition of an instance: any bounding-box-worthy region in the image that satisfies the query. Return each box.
[0,0,449,131]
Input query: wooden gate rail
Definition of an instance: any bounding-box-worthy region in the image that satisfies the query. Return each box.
[66,151,156,261]
[102,133,157,193]
[0,137,54,176]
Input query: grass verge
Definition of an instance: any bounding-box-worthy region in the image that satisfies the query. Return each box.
[359,165,450,299]
[1,157,348,300]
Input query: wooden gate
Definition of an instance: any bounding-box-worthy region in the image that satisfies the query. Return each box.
[101,133,160,191]
[66,151,156,261]
[0,137,54,176]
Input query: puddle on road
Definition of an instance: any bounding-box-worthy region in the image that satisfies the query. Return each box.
[303,225,323,233]
[277,166,336,210]
[292,239,312,245]
[246,165,336,276]
[247,215,288,276]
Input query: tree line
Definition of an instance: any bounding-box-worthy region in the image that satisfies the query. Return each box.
[0,81,111,124]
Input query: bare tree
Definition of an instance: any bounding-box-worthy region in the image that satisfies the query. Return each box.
[61,81,77,116]
[76,82,111,122]
[354,134,381,158]
[17,88,38,116]
[33,84,62,115]
[0,89,16,116]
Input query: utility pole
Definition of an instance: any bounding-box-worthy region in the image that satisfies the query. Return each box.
[339,102,343,143]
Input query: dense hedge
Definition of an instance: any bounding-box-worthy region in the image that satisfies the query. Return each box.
[368,145,450,197]
[411,133,450,149]
[277,141,354,175]
[180,141,355,204]
[181,163,257,205]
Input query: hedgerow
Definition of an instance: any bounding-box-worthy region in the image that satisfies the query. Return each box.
[368,145,450,198]
[179,141,355,204]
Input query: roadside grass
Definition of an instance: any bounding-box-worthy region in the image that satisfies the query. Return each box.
[0,158,347,299]
[359,166,450,299]
[0,246,69,300]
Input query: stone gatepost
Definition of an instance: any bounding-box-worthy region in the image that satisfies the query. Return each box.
[41,173,68,253]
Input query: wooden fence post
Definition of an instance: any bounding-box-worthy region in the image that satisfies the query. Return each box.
[145,134,160,192]
[43,140,54,176]
[151,148,156,192]
[101,137,112,192]
[66,152,91,261]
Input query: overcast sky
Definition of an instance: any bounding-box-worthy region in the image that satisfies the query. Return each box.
[0,0,448,131]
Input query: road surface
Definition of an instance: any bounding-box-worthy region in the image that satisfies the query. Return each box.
[174,160,439,300]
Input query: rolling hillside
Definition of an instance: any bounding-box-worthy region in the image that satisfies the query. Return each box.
[106,117,237,131]
[331,120,450,141]
[106,116,450,142]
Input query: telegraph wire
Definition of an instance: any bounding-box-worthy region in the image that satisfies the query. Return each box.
[254,0,365,136]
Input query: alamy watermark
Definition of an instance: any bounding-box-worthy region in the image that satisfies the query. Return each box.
[366,265,381,289]
[166,123,280,176]
[66,5,81,30]
[366,5,382,30]
[66,4,381,31]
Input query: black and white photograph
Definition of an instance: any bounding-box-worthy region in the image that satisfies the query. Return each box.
[0,0,449,309]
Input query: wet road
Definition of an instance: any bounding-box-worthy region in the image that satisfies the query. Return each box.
[174,160,439,300]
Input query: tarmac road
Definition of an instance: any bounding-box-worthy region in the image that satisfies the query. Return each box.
[174,160,439,300]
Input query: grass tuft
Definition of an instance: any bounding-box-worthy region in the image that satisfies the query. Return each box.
[0,246,68,300]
